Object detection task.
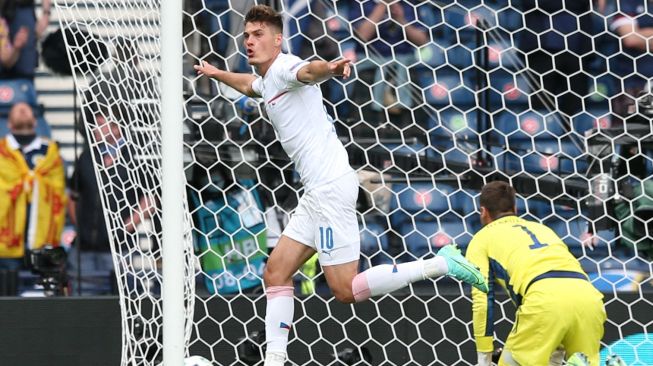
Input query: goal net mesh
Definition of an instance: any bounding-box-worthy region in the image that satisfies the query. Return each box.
[55,0,652,364]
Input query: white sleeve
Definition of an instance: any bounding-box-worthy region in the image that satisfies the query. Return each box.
[611,15,635,32]
[277,56,310,90]
[251,76,263,97]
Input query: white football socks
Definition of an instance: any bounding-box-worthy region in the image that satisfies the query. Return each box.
[352,257,448,302]
[265,286,294,355]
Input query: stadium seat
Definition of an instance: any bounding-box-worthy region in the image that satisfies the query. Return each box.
[400,221,439,258]
[494,110,566,138]
[400,219,469,259]
[486,42,522,70]
[428,124,455,151]
[360,218,392,265]
[448,189,476,216]
[502,137,587,174]
[390,182,449,217]
[446,45,474,70]
[572,108,611,135]
[417,43,447,68]
[544,216,589,257]
[0,79,38,113]
[439,108,480,138]
[496,6,523,31]
[420,72,476,107]
[488,70,530,106]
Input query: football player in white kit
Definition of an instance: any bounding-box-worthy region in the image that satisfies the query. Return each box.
[194,5,488,365]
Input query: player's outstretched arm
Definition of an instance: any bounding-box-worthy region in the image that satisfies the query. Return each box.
[296,58,351,84]
[194,60,259,97]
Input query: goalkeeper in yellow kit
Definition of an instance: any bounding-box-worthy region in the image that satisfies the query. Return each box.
[466,182,606,366]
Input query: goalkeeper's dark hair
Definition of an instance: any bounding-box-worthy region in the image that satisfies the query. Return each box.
[244,5,283,33]
[480,181,516,219]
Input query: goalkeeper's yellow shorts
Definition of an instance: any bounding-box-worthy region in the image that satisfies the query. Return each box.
[499,277,606,366]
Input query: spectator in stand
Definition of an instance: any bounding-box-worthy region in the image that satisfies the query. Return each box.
[348,0,429,124]
[610,0,653,122]
[290,1,351,118]
[517,0,594,127]
[0,102,65,271]
[69,95,158,294]
[0,0,51,80]
[67,106,115,294]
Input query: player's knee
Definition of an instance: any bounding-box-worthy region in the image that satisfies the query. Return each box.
[332,287,355,304]
[263,262,291,287]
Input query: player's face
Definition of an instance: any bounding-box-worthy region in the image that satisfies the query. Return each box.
[243,21,282,67]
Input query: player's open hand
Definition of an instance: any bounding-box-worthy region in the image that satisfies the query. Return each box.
[581,233,599,251]
[329,58,351,79]
[194,60,220,78]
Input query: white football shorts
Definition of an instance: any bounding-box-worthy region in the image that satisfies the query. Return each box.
[282,171,361,266]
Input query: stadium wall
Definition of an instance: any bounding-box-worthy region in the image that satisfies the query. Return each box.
[0,294,646,365]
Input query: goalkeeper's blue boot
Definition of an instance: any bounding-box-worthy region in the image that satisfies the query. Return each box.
[566,352,590,366]
[437,244,488,293]
[605,355,627,366]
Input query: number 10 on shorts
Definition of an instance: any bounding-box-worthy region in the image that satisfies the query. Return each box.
[319,226,334,250]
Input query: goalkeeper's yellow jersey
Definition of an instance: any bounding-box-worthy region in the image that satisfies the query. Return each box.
[465,215,588,352]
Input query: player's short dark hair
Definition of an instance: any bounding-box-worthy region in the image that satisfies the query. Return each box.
[244,5,283,33]
[480,181,516,219]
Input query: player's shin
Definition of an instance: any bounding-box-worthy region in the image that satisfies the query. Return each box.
[265,286,294,360]
[351,258,448,302]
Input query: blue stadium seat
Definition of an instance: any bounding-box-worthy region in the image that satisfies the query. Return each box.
[442,5,469,30]
[493,111,566,138]
[553,203,580,220]
[0,79,37,113]
[428,124,455,150]
[503,138,586,174]
[496,7,523,32]
[545,217,589,257]
[416,2,442,28]
[390,182,449,217]
[417,43,447,68]
[401,221,439,258]
[488,71,530,106]
[572,108,611,135]
[449,189,476,216]
[360,218,392,265]
[439,108,479,138]
[381,142,427,157]
[400,219,469,258]
[487,42,522,70]
[446,44,474,70]
[420,72,476,107]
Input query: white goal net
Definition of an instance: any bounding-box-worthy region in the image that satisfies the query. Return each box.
[55,0,653,365]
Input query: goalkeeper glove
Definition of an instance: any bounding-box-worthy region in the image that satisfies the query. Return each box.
[477,351,492,366]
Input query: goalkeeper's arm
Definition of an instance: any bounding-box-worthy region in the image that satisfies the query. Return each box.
[194,60,259,98]
[466,239,495,365]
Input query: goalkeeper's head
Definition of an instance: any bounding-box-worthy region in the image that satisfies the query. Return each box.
[479,181,517,226]
[243,5,283,69]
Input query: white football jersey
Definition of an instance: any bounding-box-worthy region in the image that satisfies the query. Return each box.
[251,53,353,191]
